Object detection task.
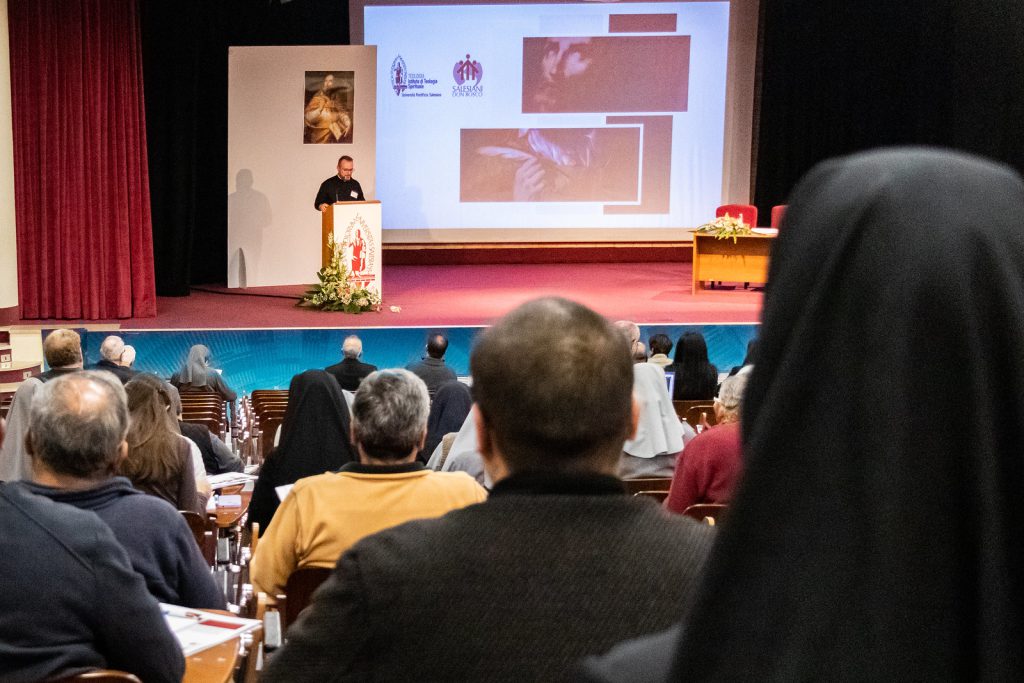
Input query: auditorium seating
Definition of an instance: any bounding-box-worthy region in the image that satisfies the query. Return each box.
[715,203,758,226]
[672,400,717,429]
[682,503,727,525]
[771,204,788,228]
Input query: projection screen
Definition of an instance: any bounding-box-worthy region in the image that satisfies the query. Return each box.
[351,0,759,243]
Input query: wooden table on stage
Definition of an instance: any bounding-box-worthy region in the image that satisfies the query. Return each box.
[185,637,238,683]
[691,232,775,294]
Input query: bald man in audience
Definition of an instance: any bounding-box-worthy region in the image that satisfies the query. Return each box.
[21,372,225,609]
[325,334,378,391]
[265,298,714,682]
[251,369,486,596]
[88,335,138,384]
[0,328,83,481]
[0,376,184,682]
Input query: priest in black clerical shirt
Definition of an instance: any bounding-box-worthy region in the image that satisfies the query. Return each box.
[315,155,364,210]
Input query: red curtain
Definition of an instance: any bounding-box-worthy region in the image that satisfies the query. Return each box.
[8,0,156,319]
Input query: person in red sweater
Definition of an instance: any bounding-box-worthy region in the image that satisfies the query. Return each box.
[664,368,748,514]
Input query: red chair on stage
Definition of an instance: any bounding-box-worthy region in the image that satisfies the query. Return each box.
[771,204,788,229]
[715,204,758,227]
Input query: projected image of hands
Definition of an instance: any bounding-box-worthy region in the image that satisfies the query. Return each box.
[460,128,640,202]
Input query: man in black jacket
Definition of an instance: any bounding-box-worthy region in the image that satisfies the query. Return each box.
[324,334,377,391]
[265,297,714,682]
[88,334,138,384]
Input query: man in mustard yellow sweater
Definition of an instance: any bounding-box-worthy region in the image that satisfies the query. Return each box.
[251,369,486,596]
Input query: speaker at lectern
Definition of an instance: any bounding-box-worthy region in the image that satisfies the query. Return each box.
[321,200,383,292]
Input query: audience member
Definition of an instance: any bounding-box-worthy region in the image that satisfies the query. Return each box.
[169,385,244,475]
[646,333,673,369]
[631,340,648,363]
[20,372,224,609]
[427,406,488,486]
[667,331,718,400]
[613,319,643,360]
[0,481,184,682]
[249,370,358,533]
[0,329,83,481]
[406,333,458,397]
[89,334,137,384]
[38,328,84,382]
[620,363,694,479]
[251,369,486,595]
[264,298,713,682]
[584,148,1024,680]
[118,374,204,513]
[325,334,377,391]
[121,344,137,368]
[422,380,473,462]
[663,369,747,513]
[727,337,758,377]
[170,344,237,403]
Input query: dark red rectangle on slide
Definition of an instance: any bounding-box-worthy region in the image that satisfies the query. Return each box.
[609,14,678,33]
[460,127,640,203]
[522,35,690,113]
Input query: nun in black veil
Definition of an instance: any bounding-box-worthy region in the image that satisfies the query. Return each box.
[249,370,358,533]
[582,148,1024,681]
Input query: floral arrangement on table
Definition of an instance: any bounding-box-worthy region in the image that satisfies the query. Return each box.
[694,213,753,243]
[299,235,382,313]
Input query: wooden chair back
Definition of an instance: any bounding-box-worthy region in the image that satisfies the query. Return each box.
[259,416,286,458]
[682,503,727,525]
[181,510,217,566]
[683,404,717,431]
[633,489,669,503]
[56,671,142,682]
[622,477,672,496]
[284,567,332,629]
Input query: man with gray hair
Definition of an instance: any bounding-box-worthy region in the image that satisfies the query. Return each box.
[251,369,485,596]
[88,334,138,384]
[664,368,750,514]
[325,333,378,391]
[21,371,225,609]
[265,298,713,681]
[0,373,184,682]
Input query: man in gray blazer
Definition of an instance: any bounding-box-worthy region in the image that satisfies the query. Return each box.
[265,297,714,682]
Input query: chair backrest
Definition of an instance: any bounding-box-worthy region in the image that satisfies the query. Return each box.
[56,670,142,682]
[716,203,758,227]
[770,204,787,228]
[259,416,286,458]
[284,567,333,629]
[633,489,669,503]
[181,510,217,566]
[682,503,727,525]
[683,404,717,430]
[622,477,673,496]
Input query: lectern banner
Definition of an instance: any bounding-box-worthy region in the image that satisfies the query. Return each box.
[326,201,383,295]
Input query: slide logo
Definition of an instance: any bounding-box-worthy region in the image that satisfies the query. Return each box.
[452,53,484,97]
[391,56,408,95]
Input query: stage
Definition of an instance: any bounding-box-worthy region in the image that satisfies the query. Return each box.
[98,261,761,330]
[10,261,762,393]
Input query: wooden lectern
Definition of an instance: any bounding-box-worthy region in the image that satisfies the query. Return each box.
[321,200,383,292]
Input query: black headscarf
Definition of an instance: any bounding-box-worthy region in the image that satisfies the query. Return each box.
[669,149,1024,680]
[249,369,357,532]
[422,380,473,461]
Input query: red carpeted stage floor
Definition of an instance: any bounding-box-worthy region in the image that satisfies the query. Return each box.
[33,262,763,329]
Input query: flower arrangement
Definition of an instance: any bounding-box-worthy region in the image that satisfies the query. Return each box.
[695,213,753,243]
[299,235,382,313]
